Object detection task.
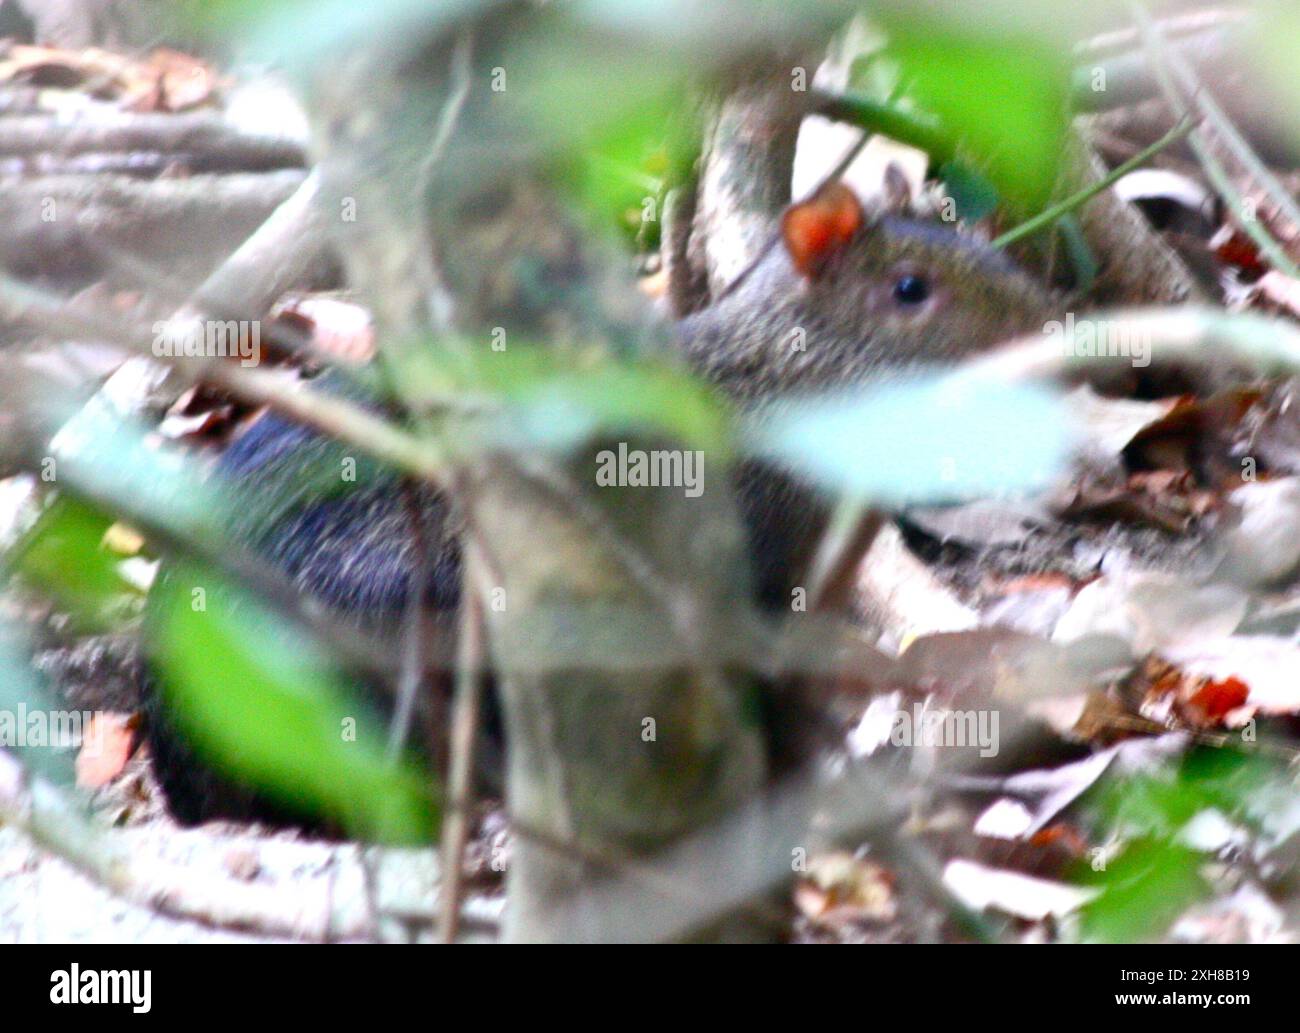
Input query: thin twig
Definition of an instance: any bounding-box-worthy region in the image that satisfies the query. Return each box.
[0,271,453,487]
[991,117,1194,249]
[1131,1,1300,280]
[386,481,436,761]
[1148,8,1300,244]
[418,28,475,337]
[713,129,871,305]
[1074,6,1246,57]
[438,538,487,943]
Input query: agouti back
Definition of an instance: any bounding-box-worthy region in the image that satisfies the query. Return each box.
[145,183,1057,825]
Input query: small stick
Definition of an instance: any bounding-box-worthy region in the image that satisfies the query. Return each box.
[438,540,488,943]
[803,498,886,614]
[1131,1,1300,280]
[1147,7,1300,245]
[991,117,1194,249]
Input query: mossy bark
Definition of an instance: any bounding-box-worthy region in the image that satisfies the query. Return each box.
[308,17,770,941]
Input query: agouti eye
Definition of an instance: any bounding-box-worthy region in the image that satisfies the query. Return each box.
[892,274,930,306]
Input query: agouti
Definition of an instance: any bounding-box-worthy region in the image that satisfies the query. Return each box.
[144,182,1058,826]
[677,182,1056,396]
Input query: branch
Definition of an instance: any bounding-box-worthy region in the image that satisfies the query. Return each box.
[0,111,305,171]
[0,748,497,941]
[0,272,453,488]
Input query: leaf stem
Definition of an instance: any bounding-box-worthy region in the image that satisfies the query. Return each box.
[991,117,1193,249]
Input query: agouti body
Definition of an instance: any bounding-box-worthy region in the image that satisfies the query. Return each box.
[146,184,1057,825]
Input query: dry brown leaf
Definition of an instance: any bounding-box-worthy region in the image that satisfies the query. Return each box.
[1251,270,1300,318]
[145,49,215,112]
[0,44,216,112]
[795,852,897,927]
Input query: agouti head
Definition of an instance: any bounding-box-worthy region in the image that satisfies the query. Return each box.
[675,182,1058,400]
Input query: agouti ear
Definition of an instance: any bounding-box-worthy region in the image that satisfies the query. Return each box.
[780,182,866,280]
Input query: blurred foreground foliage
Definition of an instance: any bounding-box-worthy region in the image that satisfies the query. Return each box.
[8,0,1080,854]
[1075,748,1286,942]
[150,562,437,843]
[12,0,1300,935]
[9,496,138,634]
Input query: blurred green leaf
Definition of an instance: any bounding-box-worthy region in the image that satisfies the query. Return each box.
[405,344,735,457]
[1089,748,1270,838]
[1077,838,1206,943]
[1253,2,1300,149]
[1073,747,1280,942]
[509,23,687,153]
[747,372,1069,504]
[937,160,1000,222]
[8,496,139,633]
[880,15,1070,210]
[0,628,78,787]
[559,93,700,249]
[151,562,437,843]
[188,0,484,64]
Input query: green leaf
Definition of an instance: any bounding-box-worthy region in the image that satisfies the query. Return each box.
[405,344,734,457]
[8,496,139,633]
[1073,748,1281,942]
[0,628,77,787]
[1252,3,1300,151]
[150,562,438,843]
[558,93,700,249]
[937,160,1000,222]
[747,372,1069,504]
[1076,838,1207,943]
[881,16,1070,210]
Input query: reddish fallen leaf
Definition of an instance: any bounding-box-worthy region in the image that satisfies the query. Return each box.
[75,712,139,789]
[1161,635,1300,718]
[1029,823,1089,858]
[0,45,121,91]
[1211,224,1265,275]
[993,572,1079,595]
[1187,677,1251,723]
[1126,389,1262,473]
[0,44,214,112]
[1134,656,1254,729]
[0,44,216,113]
